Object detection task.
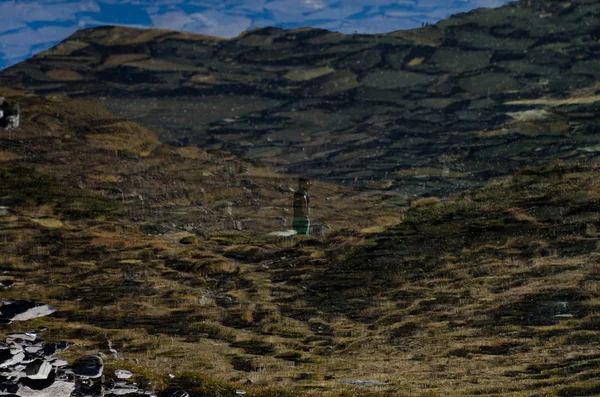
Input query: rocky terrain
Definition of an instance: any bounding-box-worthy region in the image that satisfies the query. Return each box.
[1,0,600,196]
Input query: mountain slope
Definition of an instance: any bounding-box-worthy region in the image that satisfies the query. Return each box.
[0,89,406,395]
[1,0,600,196]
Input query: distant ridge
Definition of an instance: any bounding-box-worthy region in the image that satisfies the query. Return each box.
[1,0,600,197]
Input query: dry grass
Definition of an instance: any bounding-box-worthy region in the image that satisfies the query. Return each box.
[3,90,600,395]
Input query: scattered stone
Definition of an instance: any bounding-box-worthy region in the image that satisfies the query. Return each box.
[6,332,37,344]
[0,301,55,322]
[115,370,133,379]
[106,380,139,395]
[72,355,104,379]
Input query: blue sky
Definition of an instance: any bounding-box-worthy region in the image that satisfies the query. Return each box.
[0,0,513,71]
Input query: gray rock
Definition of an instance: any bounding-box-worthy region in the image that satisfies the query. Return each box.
[25,344,44,354]
[0,99,19,129]
[114,370,133,379]
[0,351,25,368]
[42,342,70,358]
[107,381,139,395]
[25,359,53,380]
[51,359,69,368]
[72,377,104,397]
[0,301,55,322]
[17,381,75,397]
[72,355,104,379]
[0,207,8,217]
[6,332,37,344]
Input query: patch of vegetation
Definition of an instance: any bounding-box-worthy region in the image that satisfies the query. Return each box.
[0,165,120,219]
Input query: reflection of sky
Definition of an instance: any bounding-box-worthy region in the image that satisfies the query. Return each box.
[0,0,513,71]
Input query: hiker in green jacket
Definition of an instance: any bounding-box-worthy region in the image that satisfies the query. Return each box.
[292,177,312,235]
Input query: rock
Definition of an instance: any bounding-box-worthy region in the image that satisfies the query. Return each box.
[0,98,20,129]
[0,207,9,217]
[0,382,19,394]
[42,342,70,358]
[114,370,133,379]
[25,359,53,380]
[72,377,104,396]
[17,380,75,397]
[51,359,69,368]
[0,351,25,368]
[25,344,44,354]
[20,369,55,390]
[0,301,55,322]
[72,355,104,379]
[106,381,139,395]
[6,332,37,344]
[159,385,190,397]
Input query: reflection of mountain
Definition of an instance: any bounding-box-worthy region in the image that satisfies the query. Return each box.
[1,0,600,198]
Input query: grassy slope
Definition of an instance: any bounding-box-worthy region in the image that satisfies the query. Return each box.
[0,89,403,396]
[3,89,600,396]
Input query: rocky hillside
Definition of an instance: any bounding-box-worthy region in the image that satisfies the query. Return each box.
[3,91,600,395]
[0,90,405,396]
[1,0,600,196]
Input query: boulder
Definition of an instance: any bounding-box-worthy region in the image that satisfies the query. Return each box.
[17,381,75,397]
[0,351,25,368]
[72,355,104,379]
[106,381,139,395]
[25,359,53,380]
[42,342,70,358]
[114,370,133,379]
[0,98,20,129]
[0,301,55,322]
